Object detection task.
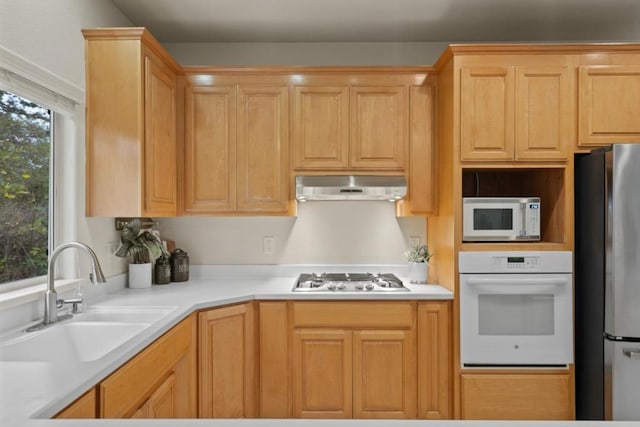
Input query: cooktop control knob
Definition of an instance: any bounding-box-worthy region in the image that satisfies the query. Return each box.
[337,283,346,291]
[327,283,336,291]
[355,283,364,290]
[365,283,375,291]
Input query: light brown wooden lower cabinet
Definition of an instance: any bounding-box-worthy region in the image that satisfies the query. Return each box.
[292,328,417,419]
[461,372,573,420]
[418,301,452,419]
[352,330,417,418]
[54,300,453,421]
[290,301,433,419]
[54,388,97,419]
[199,302,256,418]
[293,329,354,418]
[99,314,197,418]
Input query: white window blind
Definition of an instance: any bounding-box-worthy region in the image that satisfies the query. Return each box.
[0,45,82,117]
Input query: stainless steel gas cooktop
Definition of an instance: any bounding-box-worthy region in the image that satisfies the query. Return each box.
[292,272,409,292]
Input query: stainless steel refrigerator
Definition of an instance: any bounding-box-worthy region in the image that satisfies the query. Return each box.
[576,144,640,420]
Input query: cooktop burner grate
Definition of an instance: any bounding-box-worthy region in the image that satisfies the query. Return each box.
[292,272,409,292]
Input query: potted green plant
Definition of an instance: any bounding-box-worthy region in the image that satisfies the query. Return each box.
[115,218,168,288]
[404,243,432,284]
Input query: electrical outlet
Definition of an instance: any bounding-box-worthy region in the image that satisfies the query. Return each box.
[263,237,275,255]
[409,236,420,248]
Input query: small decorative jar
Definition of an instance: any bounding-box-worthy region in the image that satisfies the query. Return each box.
[170,249,189,282]
[154,255,171,285]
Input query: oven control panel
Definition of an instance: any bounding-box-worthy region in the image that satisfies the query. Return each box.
[459,251,572,274]
[492,255,541,270]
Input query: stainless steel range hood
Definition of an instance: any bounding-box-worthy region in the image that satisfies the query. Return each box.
[295,175,407,201]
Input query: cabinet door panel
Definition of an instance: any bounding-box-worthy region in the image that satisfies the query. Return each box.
[184,85,236,213]
[144,55,177,216]
[293,329,353,418]
[353,330,416,419]
[147,373,177,418]
[258,301,290,418]
[461,373,572,420]
[461,67,514,161]
[292,86,349,169]
[350,86,408,169]
[579,65,640,146]
[100,315,195,418]
[237,86,289,212]
[515,67,570,160]
[418,302,451,419]
[404,85,436,214]
[55,388,97,419]
[199,303,255,418]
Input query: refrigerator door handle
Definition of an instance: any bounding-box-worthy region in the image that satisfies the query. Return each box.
[623,349,640,360]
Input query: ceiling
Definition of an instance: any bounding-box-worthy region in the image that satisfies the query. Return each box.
[111,0,640,43]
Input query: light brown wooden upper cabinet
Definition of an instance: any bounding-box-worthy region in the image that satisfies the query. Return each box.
[292,86,350,169]
[199,303,256,418]
[350,86,408,169]
[184,85,237,213]
[291,85,408,171]
[83,29,179,217]
[578,65,640,146]
[460,65,571,162]
[183,81,290,215]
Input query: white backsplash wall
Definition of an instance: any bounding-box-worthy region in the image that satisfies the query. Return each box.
[159,202,426,265]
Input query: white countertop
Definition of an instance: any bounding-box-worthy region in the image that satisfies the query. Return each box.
[0,267,452,427]
[1,268,635,426]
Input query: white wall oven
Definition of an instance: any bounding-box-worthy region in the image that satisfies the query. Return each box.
[459,251,573,367]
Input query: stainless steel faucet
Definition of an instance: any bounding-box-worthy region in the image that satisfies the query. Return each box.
[27,242,106,332]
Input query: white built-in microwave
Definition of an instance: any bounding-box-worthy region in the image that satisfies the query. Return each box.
[463,197,541,242]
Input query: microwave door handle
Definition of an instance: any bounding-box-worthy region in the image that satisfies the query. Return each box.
[465,277,568,286]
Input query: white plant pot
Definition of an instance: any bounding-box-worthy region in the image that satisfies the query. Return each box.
[128,263,152,289]
[408,262,429,284]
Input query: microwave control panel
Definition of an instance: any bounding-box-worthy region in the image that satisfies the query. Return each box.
[525,203,541,236]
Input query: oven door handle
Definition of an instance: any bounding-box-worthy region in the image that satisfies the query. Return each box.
[465,277,569,286]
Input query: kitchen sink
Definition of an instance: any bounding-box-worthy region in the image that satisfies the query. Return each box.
[0,322,149,362]
[0,306,176,363]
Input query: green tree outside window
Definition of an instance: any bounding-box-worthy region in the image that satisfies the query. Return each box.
[0,89,51,284]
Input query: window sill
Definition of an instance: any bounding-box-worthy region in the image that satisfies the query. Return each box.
[0,279,82,310]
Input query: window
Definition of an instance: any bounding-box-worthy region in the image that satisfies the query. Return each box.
[0,89,52,285]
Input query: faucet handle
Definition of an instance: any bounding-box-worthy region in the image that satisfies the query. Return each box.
[59,297,85,314]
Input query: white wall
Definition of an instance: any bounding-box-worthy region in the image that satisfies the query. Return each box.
[0,0,132,278]
[160,202,426,265]
[165,41,448,66]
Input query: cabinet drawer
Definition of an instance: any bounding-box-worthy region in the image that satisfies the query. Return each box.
[292,302,414,328]
[100,316,193,418]
[461,373,572,420]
